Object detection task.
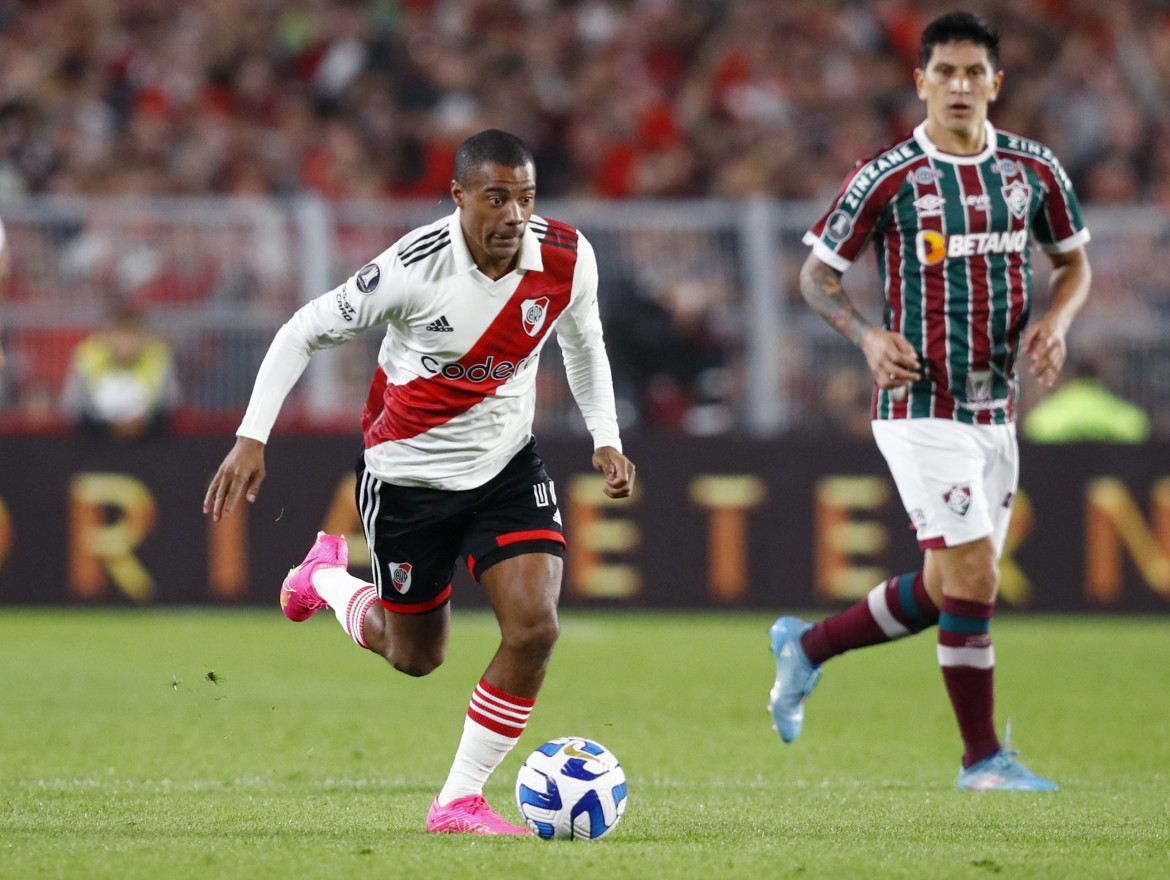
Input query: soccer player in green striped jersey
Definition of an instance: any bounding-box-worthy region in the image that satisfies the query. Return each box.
[769,11,1091,791]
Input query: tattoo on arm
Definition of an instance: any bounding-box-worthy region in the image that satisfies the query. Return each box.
[801,260,870,347]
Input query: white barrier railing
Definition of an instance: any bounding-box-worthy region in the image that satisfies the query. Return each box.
[0,197,1165,437]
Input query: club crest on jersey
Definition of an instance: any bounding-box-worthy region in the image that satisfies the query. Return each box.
[521,296,550,337]
[1002,180,1032,219]
[388,562,412,594]
[355,263,381,294]
[943,485,973,517]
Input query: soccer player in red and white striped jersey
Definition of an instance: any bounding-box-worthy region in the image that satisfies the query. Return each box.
[769,12,1091,791]
[204,130,635,832]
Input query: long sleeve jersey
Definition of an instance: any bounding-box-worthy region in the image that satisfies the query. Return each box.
[238,209,622,490]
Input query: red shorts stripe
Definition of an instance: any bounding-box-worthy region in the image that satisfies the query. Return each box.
[496,529,565,547]
[381,584,452,614]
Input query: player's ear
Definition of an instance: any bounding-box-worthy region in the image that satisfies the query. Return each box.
[451,179,464,207]
[989,70,1004,102]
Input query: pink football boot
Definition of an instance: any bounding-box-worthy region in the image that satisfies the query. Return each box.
[425,795,533,835]
[279,531,349,621]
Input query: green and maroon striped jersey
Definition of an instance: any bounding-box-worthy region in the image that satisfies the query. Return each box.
[805,120,1089,425]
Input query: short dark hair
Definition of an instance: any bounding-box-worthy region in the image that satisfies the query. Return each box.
[919,11,1000,70]
[453,129,534,185]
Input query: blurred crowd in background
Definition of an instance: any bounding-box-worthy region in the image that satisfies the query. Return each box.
[1,0,1168,204]
[0,0,1168,440]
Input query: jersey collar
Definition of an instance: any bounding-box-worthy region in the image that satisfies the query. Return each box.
[449,209,545,278]
[913,120,997,165]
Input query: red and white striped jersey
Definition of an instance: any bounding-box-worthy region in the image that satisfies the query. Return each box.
[238,209,622,490]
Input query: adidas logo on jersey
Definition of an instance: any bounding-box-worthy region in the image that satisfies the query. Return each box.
[426,316,454,332]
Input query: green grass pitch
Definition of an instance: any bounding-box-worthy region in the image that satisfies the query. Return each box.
[1,608,1167,879]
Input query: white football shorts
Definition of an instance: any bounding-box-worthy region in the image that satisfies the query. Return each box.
[871,418,1018,556]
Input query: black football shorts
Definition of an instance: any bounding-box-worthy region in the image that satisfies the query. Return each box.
[355,438,565,613]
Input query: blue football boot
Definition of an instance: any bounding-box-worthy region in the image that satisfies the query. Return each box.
[767,616,821,743]
[958,721,1058,791]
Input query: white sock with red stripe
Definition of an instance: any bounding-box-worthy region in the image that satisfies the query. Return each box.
[437,678,535,806]
[313,568,379,649]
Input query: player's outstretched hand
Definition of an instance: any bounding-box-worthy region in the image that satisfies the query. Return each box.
[593,446,635,499]
[203,436,267,521]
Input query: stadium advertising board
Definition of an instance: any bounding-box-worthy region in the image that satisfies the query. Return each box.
[0,435,1167,612]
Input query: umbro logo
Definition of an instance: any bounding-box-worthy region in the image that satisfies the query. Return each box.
[912,193,946,216]
[425,316,454,332]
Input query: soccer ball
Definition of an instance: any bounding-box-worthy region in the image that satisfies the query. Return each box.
[515,736,628,840]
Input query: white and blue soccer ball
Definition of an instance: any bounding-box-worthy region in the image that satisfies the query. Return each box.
[515,736,628,840]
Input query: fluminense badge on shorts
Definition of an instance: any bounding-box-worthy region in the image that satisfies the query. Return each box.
[943,485,972,517]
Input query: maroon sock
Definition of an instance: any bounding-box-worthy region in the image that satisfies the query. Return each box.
[938,596,1000,768]
[801,572,938,666]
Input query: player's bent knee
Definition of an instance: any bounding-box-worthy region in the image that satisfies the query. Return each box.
[383,644,446,678]
[392,659,437,678]
[386,652,443,678]
[930,539,1001,602]
[967,556,1000,600]
[502,614,560,660]
[379,603,450,676]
